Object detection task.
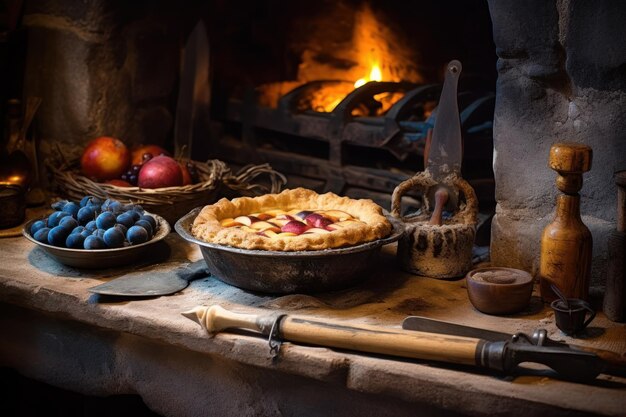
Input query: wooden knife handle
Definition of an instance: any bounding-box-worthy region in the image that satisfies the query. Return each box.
[185,305,481,367]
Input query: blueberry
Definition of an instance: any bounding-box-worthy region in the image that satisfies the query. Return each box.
[33,227,50,243]
[100,199,114,211]
[66,233,86,249]
[80,195,101,207]
[51,199,69,211]
[30,220,47,235]
[85,220,98,232]
[126,225,149,245]
[96,211,116,229]
[134,219,154,238]
[59,216,79,231]
[139,214,157,230]
[114,223,128,235]
[124,204,144,214]
[47,225,70,247]
[47,211,70,227]
[101,199,123,213]
[116,212,135,229]
[62,202,80,217]
[80,229,91,238]
[79,196,92,207]
[127,209,142,222]
[92,229,106,239]
[71,225,86,234]
[77,206,96,225]
[103,227,125,248]
[109,201,124,214]
[87,201,102,213]
[84,235,106,249]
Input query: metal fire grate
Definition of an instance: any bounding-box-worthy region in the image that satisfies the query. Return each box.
[210,80,495,209]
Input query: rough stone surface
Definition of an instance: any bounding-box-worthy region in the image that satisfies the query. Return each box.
[21,0,188,153]
[0,234,625,417]
[488,0,626,287]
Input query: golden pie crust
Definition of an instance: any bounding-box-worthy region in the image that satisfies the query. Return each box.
[191,188,392,251]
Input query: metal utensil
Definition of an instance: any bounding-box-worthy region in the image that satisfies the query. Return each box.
[88,259,209,297]
[402,315,626,376]
[427,60,463,181]
[173,19,211,160]
[425,60,463,218]
[551,283,570,309]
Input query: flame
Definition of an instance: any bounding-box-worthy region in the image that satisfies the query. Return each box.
[355,64,382,88]
[257,3,421,113]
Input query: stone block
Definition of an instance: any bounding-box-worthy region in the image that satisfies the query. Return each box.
[488,0,626,288]
[565,0,626,90]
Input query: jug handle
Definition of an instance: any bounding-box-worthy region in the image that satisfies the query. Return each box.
[391,172,478,225]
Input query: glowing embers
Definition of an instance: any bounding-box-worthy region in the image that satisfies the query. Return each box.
[256,3,420,115]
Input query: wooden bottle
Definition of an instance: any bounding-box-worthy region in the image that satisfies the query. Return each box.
[539,143,593,303]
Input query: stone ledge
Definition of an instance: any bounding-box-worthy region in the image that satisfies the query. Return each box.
[1,233,625,417]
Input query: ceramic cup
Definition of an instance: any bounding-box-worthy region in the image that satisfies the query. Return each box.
[550,298,596,335]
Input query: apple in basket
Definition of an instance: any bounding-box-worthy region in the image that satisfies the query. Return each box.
[80,136,131,181]
[130,144,170,166]
[137,155,183,188]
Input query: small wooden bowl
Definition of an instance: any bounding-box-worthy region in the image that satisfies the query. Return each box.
[466,267,534,315]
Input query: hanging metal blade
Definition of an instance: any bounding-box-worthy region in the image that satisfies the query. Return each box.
[422,60,463,216]
[427,60,463,180]
[174,20,211,160]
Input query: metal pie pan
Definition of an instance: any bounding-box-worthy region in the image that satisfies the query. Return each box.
[175,207,404,294]
[22,213,171,269]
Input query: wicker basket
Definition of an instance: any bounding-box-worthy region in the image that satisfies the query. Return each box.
[47,155,286,226]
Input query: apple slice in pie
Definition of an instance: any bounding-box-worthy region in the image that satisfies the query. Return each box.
[191,188,392,251]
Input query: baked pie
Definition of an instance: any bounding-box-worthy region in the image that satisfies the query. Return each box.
[191,188,392,251]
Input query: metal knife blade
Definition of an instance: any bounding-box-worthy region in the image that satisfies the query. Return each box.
[403,315,626,376]
[402,316,509,341]
[174,20,211,160]
[427,60,463,180]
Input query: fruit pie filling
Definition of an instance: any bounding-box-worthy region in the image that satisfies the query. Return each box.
[219,209,362,239]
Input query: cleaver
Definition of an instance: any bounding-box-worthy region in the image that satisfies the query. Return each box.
[88,259,210,297]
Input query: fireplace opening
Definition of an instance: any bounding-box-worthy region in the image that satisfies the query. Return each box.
[205,0,497,219]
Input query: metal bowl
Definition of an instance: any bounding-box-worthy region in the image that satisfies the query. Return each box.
[22,213,170,269]
[175,207,404,294]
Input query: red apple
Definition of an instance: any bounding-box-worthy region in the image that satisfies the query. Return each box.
[80,136,131,181]
[281,220,310,235]
[106,179,133,187]
[179,161,193,185]
[131,144,170,166]
[137,155,183,188]
[304,213,333,229]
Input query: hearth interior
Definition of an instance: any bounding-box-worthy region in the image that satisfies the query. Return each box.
[205,0,497,212]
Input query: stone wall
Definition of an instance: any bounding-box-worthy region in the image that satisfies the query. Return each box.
[487,0,626,290]
[21,0,199,151]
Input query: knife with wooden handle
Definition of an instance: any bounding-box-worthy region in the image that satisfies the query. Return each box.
[402,315,626,376]
[183,305,606,381]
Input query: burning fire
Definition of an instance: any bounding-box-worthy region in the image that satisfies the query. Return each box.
[257,3,421,115]
[355,64,382,89]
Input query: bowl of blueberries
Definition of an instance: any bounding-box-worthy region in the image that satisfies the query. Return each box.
[22,196,170,268]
